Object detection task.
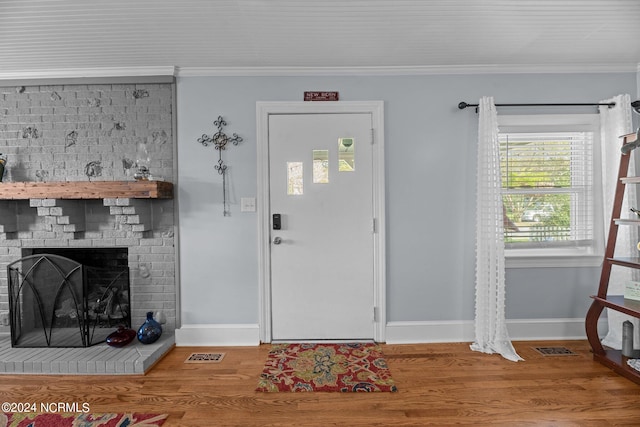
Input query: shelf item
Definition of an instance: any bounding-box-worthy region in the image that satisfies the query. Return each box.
[0,181,173,200]
[591,295,640,318]
[586,133,640,385]
[614,219,640,226]
[608,257,640,268]
[593,348,640,380]
[628,358,640,373]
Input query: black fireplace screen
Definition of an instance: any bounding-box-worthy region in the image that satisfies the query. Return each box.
[8,254,131,347]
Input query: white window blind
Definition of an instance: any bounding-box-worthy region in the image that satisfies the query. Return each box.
[500,131,594,249]
[496,114,602,263]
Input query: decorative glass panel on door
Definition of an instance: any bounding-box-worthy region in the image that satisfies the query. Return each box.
[313,150,329,183]
[287,162,303,195]
[339,138,355,171]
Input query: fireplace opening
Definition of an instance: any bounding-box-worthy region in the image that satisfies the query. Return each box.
[8,248,130,348]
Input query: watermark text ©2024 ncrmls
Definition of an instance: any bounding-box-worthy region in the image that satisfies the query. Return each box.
[2,401,90,413]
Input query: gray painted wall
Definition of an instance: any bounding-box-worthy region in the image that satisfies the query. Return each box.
[176,72,638,328]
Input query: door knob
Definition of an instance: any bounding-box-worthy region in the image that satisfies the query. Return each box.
[272,236,282,245]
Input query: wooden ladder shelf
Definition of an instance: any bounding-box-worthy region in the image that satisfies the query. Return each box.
[585,131,640,384]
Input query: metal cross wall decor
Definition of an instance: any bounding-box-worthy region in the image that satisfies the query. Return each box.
[197,116,243,216]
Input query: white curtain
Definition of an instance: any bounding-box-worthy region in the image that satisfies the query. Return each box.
[471,96,523,362]
[599,94,639,349]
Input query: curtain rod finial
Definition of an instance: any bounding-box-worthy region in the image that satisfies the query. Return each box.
[458,102,469,110]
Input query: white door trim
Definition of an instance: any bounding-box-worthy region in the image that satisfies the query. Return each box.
[256,101,386,343]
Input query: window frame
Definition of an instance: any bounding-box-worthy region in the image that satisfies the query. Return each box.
[497,114,604,268]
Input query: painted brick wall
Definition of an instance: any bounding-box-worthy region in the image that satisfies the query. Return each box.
[0,83,176,334]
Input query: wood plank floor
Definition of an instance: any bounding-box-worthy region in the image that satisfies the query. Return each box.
[1,340,639,426]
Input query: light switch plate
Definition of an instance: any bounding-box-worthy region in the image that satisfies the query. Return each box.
[241,197,256,212]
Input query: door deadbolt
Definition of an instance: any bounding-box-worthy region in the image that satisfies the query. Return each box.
[272,213,282,230]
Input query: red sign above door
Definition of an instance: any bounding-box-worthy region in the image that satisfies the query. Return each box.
[304,91,339,101]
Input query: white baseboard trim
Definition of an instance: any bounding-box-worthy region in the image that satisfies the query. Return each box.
[175,324,260,346]
[173,318,607,346]
[385,318,607,344]
[385,320,475,344]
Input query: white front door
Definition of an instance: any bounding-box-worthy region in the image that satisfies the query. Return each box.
[258,102,385,342]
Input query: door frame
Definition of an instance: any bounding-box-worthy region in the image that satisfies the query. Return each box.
[256,101,386,343]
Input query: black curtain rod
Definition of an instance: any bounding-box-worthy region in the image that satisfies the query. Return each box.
[458,101,616,110]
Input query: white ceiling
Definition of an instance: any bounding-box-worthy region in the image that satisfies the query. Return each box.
[1,0,640,78]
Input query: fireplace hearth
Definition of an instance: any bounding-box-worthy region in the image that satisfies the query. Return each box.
[8,248,130,348]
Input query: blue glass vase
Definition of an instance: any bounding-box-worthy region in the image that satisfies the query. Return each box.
[0,154,6,182]
[137,311,162,344]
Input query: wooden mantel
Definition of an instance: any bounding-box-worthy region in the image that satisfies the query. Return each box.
[0,181,173,200]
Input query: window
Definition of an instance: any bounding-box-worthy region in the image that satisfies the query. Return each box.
[498,114,603,267]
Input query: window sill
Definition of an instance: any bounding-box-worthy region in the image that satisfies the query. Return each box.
[506,251,603,268]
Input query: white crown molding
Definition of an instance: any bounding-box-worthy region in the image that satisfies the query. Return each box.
[0,63,636,80]
[177,63,640,77]
[0,66,177,81]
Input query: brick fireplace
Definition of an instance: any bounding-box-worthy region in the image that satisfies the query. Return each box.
[0,81,177,343]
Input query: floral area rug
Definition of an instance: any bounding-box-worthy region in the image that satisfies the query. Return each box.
[0,412,168,427]
[256,342,397,392]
